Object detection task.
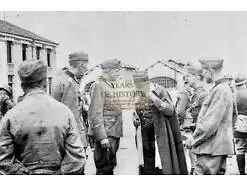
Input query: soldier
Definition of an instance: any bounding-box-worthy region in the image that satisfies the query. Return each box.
[0,60,86,175]
[88,59,123,175]
[147,83,188,174]
[52,51,89,157]
[0,84,14,120]
[232,75,247,175]
[186,57,234,175]
[176,75,193,126]
[134,73,188,175]
[185,61,208,174]
[133,72,157,175]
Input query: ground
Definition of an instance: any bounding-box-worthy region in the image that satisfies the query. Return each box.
[85,110,244,175]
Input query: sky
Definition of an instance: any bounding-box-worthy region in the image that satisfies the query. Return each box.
[1,11,247,76]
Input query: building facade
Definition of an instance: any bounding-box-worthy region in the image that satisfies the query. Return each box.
[147,60,186,90]
[0,20,58,102]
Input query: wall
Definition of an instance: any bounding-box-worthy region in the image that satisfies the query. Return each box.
[0,40,8,85]
[0,34,58,102]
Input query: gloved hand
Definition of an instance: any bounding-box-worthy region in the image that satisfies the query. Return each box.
[100,138,111,149]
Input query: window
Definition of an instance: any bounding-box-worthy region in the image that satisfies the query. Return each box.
[150,77,177,88]
[47,48,51,67]
[22,44,28,61]
[8,75,14,90]
[36,46,41,60]
[48,77,52,95]
[7,41,13,64]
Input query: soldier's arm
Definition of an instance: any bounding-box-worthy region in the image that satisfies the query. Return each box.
[176,91,189,115]
[52,77,72,105]
[0,117,31,175]
[191,91,208,120]
[60,111,86,175]
[88,82,107,141]
[52,77,63,102]
[150,91,174,117]
[3,96,14,110]
[192,89,228,147]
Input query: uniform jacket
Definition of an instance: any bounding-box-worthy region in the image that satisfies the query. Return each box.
[192,78,234,155]
[175,87,193,127]
[0,89,86,175]
[233,88,247,138]
[0,92,14,119]
[52,69,87,147]
[189,86,208,123]
[151,88,188,174]
[88,76,123,141]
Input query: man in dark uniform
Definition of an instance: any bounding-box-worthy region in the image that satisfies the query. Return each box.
[0,60,86,175]
[0,84,14,120]
[88,59,123,175]
[52,51,89,155]
[132,72,159,175]
[186,57,234,175]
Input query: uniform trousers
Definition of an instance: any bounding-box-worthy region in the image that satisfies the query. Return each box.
[94,136,120,175]
[194,154,227,175]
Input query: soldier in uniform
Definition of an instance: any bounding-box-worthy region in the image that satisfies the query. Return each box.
[186,57,235,175]
[176,75,193,126]
[133,72,157,175]
[88,59,123,175]
[232,75,247,175]
[185,61,208,174]
[134,73,188,175]
[0,60,86,175]
[0,84,14,120]
[52,51,89,158]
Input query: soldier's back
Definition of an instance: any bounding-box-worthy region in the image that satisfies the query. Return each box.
[4,90,75,174]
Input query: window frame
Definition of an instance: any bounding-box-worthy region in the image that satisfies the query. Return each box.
[36,46,41,60]
[22,44,28,61]
[7,41,13,64]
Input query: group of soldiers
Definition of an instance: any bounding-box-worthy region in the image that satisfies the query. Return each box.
[0,51,247,175]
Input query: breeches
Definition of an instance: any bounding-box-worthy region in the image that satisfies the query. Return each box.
[194,154,227,175]
[93,137,120,175]
[234,138,247,155]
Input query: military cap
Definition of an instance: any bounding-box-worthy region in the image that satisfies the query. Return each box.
[100,58,121,70]
[235,74,247,86]
[18,60,47,84]
[198,57,224,70]
[186,61,203,75]
[69,51,88,65]
[0,84,12,95]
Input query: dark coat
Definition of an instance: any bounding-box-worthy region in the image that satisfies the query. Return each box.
[151,89,188,175]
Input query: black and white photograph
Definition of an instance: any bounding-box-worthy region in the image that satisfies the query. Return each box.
[1,4,247,177]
